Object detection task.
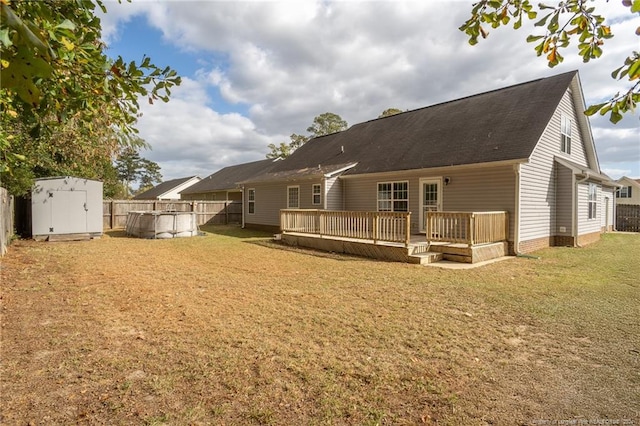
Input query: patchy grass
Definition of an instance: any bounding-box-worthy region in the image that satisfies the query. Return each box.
[1,227,638,425]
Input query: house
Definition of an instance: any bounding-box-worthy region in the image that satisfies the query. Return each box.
[614,176,640,205]
[179,159,276,202]
[614,176,640,233]
[240,71,617,256]
[133,176,201,200]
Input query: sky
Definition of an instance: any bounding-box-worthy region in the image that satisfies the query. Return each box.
[98,0,640,181]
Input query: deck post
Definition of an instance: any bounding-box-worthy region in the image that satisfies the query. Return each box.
[318,209,323,237]
[468,213,475,246]
[373,212,378,244]
[405,212,411,247]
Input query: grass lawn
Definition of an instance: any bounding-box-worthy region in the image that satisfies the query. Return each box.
[1,226,638,425]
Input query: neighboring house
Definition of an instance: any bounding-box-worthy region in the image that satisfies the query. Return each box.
[133,176,201,200]
[615,176,640,205]
[180,159,277,202]
[241,70,617,254]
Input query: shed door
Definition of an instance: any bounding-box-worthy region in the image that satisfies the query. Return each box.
[419,178,442,232]
[50,190,88,234]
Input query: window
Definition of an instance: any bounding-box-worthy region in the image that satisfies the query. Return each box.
[588,183,597,220]
[561,115,572,154]
[312,184,321,205]
[377,182,408,212]
[287,186,300,208]
[247,189,255,214]
[617,186,632,198]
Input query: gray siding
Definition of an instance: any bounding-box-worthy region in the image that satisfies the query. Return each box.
[245,182,286,227]
[601,186,615,229]
[577,182,601,236]
[343,165,516,237]
[520,87,589,243]
[246,179,322,228]
[325,176,343,210]
[555,164,573,236]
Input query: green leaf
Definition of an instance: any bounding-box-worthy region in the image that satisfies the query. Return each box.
[584,103,606,116]
[514,16,522,29]
[610,110,623,124]
[526,34,544,42]
[56,19,76,30]
[534,13,550,27]
[0,28,11,47]
[627,58,640,79]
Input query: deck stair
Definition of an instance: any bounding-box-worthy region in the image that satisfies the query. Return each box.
[408,251,443,265]
[407,242,442,264]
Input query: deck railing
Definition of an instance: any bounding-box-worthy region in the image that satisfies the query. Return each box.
[426,211,508,246]
[280,209,411,246]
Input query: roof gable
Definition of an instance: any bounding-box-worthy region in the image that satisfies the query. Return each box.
[257,71,578,179]
[134,176,200,200]
[616,176,640,188]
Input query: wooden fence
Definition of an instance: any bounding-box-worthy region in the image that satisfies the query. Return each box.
[280,209,411,246]
[426,211,509,246]
[103,200,242,230]
[616,204,640,232]
[1,187,14,256]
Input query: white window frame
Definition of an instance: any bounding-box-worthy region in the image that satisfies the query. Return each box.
[618,186,631,198]
[312,183,321,205]
[561,115,572,155]
[377,181,409,212]
[287,185,300,209]
[247,188,255,215]
[588,183,597,220]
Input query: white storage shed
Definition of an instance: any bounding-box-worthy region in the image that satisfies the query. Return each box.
[32,177,103,240]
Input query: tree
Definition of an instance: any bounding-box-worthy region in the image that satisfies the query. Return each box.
[266,141,293,160]
[306,112,348,137]
[114,147,162,198]
[267,113,348,159]
[379,108,403,118]
[0,0,181,194]
[459,0,639,123]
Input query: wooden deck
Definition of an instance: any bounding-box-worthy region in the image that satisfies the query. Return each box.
[280,232,508,265]
[279,209,510,265]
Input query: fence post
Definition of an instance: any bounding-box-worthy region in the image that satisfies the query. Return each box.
[110,200,116,230]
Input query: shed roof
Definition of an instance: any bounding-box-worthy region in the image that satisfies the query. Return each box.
[248,71,578,182]
[181,159,277,194]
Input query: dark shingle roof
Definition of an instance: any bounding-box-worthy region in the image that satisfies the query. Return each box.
[134,176,199,200]
[180,159,277,194]
[253,71,577,180]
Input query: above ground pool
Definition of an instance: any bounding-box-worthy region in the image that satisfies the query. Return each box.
[125,211,199,239]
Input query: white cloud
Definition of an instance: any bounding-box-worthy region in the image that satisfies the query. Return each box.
[136,77,283,179]
[101,0,640,180]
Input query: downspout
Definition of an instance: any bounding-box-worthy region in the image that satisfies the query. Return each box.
[513,163,521,255]
[574,172,590,247]
[241,185,245,229]
[513,163,539,259]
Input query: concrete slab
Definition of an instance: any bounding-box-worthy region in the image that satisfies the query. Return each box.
[424,256,516,269]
